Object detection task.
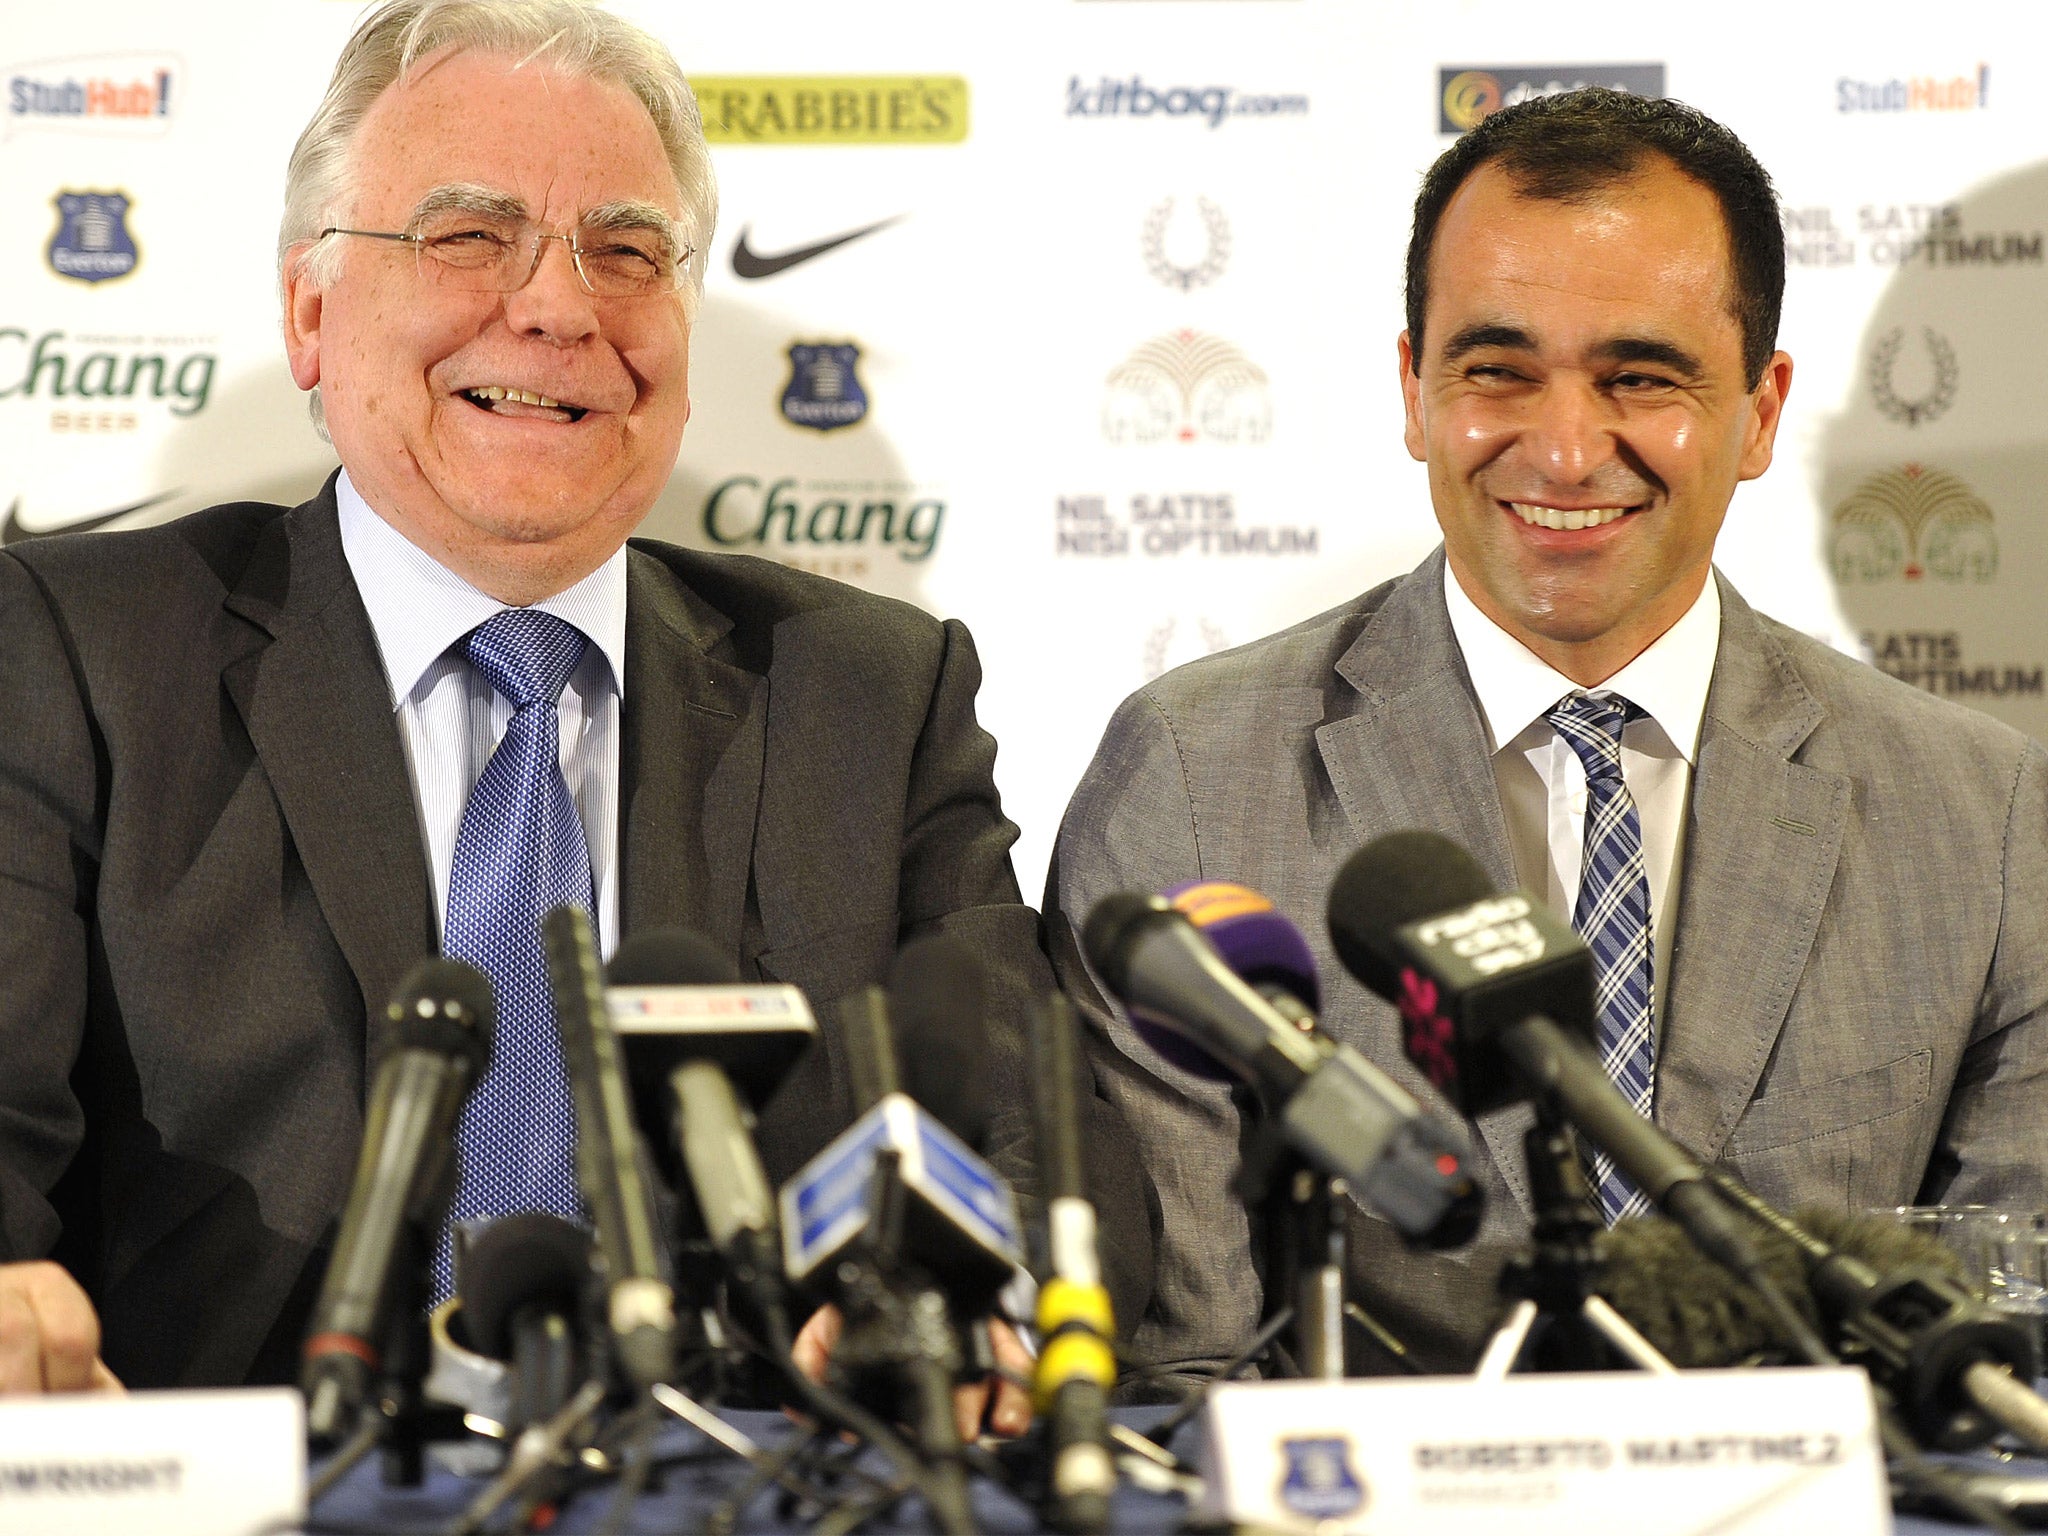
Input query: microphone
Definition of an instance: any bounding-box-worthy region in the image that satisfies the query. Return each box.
[1595,1214,1814,1368]
[604,928,816,1301]
[303,958,495,1443]
[458,1213,594,1435]
[1325,830,1774,1288]
[1168,880,1321,1013]
[890,936,993,1151]
[1601,1203,2048,1453]
[1119,880,1321,1079]
[1030,990,1117,1534]
[1082,890,1480,1247]
[780,939,1021,1536]
[782,959,1024,1317]
[1170,882,1425,1376]
[1707,1183,2046,1452]
[541,905,675,1394]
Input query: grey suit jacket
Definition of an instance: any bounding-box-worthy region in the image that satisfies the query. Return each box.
[0,480,1152,1387]
[1047,548,2048,1381]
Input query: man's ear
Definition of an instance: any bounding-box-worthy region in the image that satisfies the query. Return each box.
[1398,331,1426,463]
[281,246,324,392]
[1737,350,1795,482]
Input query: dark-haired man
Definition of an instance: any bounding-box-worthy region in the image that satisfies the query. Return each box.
[1048,88,2048,1382]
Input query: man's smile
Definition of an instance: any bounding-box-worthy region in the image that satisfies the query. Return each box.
[457,384,591,423]
[1505,500,1643,531]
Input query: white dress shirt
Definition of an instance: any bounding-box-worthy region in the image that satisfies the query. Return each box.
[1442,564,1722,1026]
[336,470,628,953]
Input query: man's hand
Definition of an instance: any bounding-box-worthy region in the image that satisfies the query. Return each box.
[0,1262,122,1395]
[953,1314,1033,1441]
[791,1303,1033,1440]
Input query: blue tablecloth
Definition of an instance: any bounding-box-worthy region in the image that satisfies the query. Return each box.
[309,1404,2038,1533]
[308,1408,1192,1534]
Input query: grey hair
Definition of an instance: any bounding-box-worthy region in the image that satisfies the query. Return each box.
[279,0,716,321]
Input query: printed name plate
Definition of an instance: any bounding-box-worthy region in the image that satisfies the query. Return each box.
[0,1387,304,1536]
[1200,1368,1888,1535]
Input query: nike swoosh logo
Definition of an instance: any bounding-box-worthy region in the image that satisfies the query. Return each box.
[730,215,906,280]
[2,490,180,547]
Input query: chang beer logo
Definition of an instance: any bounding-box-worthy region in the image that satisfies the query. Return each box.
[1103,330,1271,445]
[692,76,968,144]
[0,328,216,416]
[703,475,944,563]
[1831,463,1996,583]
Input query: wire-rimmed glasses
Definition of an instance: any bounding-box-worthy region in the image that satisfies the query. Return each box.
[318,211,692,299]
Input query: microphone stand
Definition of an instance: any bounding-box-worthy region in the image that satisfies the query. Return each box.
[1242,1106,1414,1380]
[827,1147,977,1536]
[1475,1098,1676,1380]
[309,1225,466,1500]
[1265,1151,1348,1379]
[373,1223,437,1486]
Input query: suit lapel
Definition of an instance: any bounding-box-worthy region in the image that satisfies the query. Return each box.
[220,486,435,1042]
[1657,577,1846,1165]
[617,548,766,953]
[1313,552,1538,1213]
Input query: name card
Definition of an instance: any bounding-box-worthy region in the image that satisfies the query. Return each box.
[1200,1368,1888,1535]
[0,1388,304,1536]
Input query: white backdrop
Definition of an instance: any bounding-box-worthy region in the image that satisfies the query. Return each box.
[5,1,2043,900]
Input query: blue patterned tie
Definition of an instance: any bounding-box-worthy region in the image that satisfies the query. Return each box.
[1546,693,1655,1225]
[434,609,594,1302]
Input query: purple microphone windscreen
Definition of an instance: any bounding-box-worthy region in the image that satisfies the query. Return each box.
[1165,881,1321,1009]
[1121,882,1320,1082]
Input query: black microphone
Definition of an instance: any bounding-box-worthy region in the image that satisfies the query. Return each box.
[1030,990,1117,1534]
[303,958,495,1442]
[1325,830,1775,1290]
[541,905,675,1394]
[890,936,993,1153]
[1704,1182,2047,1452]
[459,1213,594,1435]
[1082,891,1481,1247]
[604,928,816,1303]
[1595,1213,1816,1368]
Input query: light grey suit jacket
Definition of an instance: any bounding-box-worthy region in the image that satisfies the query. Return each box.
[1046,549,2048,1381]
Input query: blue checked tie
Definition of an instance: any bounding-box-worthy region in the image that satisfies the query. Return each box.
[1546,693,1656,1226]
[434,609,594,1302]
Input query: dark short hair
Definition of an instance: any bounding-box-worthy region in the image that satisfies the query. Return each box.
[1405,88,1784,389]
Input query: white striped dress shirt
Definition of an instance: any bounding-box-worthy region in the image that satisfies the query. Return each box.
[1442,564,1721,1026]
[335,471,627,954]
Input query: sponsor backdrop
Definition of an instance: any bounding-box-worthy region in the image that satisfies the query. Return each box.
[4,3,2044,898]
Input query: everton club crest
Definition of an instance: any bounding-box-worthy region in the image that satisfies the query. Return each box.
[779,342,868,432]
[48,191,139,284]
[1278,1434,1367,1521]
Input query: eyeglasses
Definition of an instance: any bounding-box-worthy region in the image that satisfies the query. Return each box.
[318,214,693,299]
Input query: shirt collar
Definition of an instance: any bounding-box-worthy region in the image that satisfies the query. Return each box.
[335,469,630,710]
[1442,559,1721,763]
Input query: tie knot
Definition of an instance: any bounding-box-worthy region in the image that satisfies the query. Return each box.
[464,609,588,710]
[1546,692,1636,781]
